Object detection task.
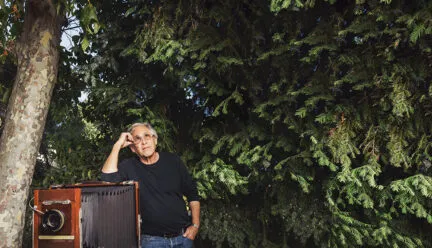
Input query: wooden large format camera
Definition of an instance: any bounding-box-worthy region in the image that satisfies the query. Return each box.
[33,182,140,248]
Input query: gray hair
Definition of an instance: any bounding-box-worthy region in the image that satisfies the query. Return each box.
[128,122,158,139]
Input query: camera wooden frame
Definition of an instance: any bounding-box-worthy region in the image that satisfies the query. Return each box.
[33,181,140,248]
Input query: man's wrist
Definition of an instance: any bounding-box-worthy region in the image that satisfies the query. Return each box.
[191,223,199,229]
[113,141,123,150]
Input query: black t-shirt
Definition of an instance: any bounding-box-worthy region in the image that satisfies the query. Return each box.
[100,152,199,235]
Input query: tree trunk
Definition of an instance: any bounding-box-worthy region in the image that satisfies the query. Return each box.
[0,0,62,247]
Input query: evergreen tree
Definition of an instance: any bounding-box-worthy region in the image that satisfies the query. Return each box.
[97,0,431,246]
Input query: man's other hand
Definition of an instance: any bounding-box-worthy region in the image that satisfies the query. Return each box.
[183,225,199,240]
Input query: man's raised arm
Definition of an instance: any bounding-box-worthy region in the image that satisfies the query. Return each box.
[101,132,133,173]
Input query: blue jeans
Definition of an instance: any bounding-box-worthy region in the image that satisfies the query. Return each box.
[141,234,193,248]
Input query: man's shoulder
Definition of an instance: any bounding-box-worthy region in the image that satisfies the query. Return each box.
[159,151,178,159]
[159,152,182,163]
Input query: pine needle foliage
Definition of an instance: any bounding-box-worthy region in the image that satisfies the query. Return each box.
[124,0,432,246]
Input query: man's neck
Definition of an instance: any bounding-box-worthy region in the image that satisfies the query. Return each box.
[139,152,159,165]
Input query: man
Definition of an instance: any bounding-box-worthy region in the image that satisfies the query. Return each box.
[101,122,200,248]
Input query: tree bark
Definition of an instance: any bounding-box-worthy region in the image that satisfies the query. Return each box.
[0,0,62,247]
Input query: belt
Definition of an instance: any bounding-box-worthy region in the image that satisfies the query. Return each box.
[148,228,186,238]
[161,232,182,238]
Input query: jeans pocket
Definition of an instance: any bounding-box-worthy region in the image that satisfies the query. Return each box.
[182,236,194,247]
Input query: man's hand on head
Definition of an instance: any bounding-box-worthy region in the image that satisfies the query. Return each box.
[101,132,133,174]
[116,132,134,148]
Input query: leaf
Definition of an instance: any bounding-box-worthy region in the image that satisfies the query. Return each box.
[81,4,100,35]
[410,24,425,43]
[295,107,307,118]
[125,6,137,17]
[92,22,100,34]
[81,36,89,51]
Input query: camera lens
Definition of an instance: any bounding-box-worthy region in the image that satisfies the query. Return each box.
[42,209,65,232]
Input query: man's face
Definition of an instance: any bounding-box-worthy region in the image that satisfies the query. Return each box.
[130,126,157,158]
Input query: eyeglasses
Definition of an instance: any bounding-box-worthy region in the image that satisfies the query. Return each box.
[133,133,155,144]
